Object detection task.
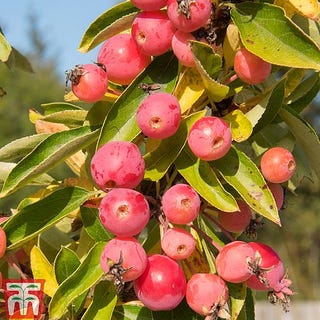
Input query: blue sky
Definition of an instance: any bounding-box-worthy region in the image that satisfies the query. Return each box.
[0,0,118,76]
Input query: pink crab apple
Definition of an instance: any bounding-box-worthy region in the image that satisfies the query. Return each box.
[100,237,147,282]
[99,188,150,237]
[66,63,108,103]
[186,273,229,318]
[234,47,272,85]
[97,33,151,85]
[90,141,145,190]
[188,116,232,161]
[136,92,181,139]
[260,147,296,183]
[167,0,212,32]
[134,254,187,311]
[0,227,7,258]
[215,240,256,283]
[218,199,253,233]
[161,227,196,260]
[161,183,201,224]
[130,0,167,11]
[132,11,176,57]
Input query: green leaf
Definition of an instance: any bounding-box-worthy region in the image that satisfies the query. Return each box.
[37,110,88,127]
[2,187,94,249]
[0,126,99,197]
[242,288,255,320]
[175,145,238,212]
[49,242,105,320]
[213,146,280,225]
[231,3,320,70]
[279,107,320,180]
[98,52,178,147]
[191,41,230,102]
[41,102,83,115]
[144,111,205,181]
[81,280,117,320]
[80,206,113,242]
[0,134,50,162]
[78,1,139,53]
[246,78,286,135]
[5,47,33,72]
[0,31,12,61]
[228,282,247,320]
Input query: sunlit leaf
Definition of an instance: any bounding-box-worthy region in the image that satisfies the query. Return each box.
[275,0,319,20]
[0,31,12,61]
[228,282,246,320]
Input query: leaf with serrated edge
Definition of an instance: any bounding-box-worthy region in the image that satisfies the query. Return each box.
[212,146,280,225]
[78,1,139,53]
[49,242,105,320]
[231,3,320,70]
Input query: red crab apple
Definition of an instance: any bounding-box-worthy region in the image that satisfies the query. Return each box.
[66,63,108,103]
[134,254,187,311]
[234,47,272,85]
[260,147,296,183]
[167,0,212,32]
[99,188,150,237]
[100,237,147,282]
[97,33,151,85]
[0,227,6,258]
[188,116,232,161]
[132,10,176,56]
[136,92,181,139]
[90,141,145,190]
[130,0,167,11]
[267,182,284,210]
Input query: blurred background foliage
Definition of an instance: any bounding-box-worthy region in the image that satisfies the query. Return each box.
[0,15,319,301]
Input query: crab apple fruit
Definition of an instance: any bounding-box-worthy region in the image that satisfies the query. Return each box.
[167,0,212,32]
[188,116,232,161]
[0,227,6,258]
[171,30,197,67]
[66,63,108,103]
[161,183,201,224]
[90,141,145,190]
[97,33,151,85]
[260,147,296,183]
[267,182,284,210]
[161,227,196,260]
[186,273,229,317]
[99,188,150,237]
[136,92,181,139]
[218,199,252,233]
[134,254,187,311]
[216,241,255,283]
[132,11,176,57]
[234,47,272,85]
[130,0,167,11]
[100,237,147,282]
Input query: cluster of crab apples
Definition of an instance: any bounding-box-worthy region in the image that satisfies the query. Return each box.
[65,0,298,317]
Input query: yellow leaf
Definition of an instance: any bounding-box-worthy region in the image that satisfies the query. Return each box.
[275,0,319,19]
[223,24,241,70]
[30,246,59,297]
[174,67,206,114]
[224,109,253,142]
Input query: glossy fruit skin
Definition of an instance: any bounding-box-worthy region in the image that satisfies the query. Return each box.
[171,30,197,67]
[97,33,151,85]
[188,116,232,161]
[167,0,212,32]
[70,64,108,103]
[234,47,271,85]
[134,254,187,311]
[100,237,147,282]
[130,0,167,11]
[99,188,150,237]
[132,11,176,56]
[260,147,296,183]
[161,183,201,224]
[161,227,196,260]
[216,241,255,283]
[136,92,181,139]
[218,200,252,233]
[267,182,284,210]
[0,227,6,258]
[186,273,229,316]
[90,141,145,190]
